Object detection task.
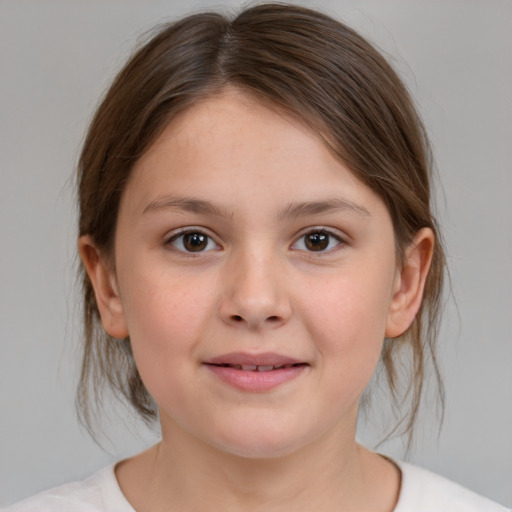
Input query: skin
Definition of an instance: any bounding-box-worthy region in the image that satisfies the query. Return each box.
[80,89,434,511]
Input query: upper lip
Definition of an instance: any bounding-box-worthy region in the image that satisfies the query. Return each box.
[204,352,305,367]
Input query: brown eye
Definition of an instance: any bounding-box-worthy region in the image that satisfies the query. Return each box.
[292,230,342,252]
[183,233,208,251]
[169,231,218,253]
[305,232,329,251]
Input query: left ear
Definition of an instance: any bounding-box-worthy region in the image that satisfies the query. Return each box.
[385,227,435,338]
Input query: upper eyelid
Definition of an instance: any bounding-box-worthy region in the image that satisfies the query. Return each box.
[290,227,348,254]
[162,225,348,246]
[165,226,217,242]
[293,226,346,242]
[164,228,221,255]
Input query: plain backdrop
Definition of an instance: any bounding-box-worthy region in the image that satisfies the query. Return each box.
[1,0,511,507]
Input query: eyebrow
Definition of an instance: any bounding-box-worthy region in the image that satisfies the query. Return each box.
[143,195,370,219]
[277,198,370,220]
[143,196,232,218]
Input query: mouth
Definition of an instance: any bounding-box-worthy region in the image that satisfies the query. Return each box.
[206,362,307,372]
[204,352,308,369]
[203,353,309,392]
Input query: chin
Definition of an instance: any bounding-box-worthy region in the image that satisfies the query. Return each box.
[206,419,314,460]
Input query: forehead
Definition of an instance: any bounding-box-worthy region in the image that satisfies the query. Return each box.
[121,89,387,221]
[156,90,322,155]
[132,90,348,181]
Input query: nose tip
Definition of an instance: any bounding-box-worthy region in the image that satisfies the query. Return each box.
[222,296,291,330]
[219,259,291,330]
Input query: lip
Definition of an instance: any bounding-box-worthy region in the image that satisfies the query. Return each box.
[203,352,308,392]
[205,352,303,367]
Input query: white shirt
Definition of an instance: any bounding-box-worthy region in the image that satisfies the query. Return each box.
[3,461,510,511]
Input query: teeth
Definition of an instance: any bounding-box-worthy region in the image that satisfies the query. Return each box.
[223,364,298,371]
[257,365,274,372]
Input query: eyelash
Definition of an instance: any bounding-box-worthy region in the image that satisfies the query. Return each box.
[291,228,344,254]
[164,227,345,254]
[165,228,220,254]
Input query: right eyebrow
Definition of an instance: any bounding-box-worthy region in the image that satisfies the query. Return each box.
[142,195,233,218]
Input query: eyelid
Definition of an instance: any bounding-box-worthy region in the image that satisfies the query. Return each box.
[162,225,348,254]
[290,226,347,253]
[164,226,221,253]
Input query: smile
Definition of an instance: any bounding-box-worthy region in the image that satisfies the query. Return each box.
[203,352,309,392]
[209,363,304,372]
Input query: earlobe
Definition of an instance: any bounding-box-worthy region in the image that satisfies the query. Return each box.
[385,228,435,338]
[78,235,129,339]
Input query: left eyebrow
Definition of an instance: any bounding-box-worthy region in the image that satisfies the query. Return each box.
[277,198,371,220]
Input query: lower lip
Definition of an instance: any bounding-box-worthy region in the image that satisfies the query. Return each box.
[204,364,307,392]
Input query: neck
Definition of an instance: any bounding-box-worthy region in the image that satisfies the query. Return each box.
[163,429,359,510]
[116,418,400,512]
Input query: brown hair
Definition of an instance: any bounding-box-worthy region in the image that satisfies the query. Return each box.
[77,3,445,446]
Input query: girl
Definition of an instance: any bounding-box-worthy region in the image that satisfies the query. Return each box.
[4,3,510,511]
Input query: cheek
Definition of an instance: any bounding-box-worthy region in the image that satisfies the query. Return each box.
[307,273,391,340]
[301,270,394,389]
[118,266,217,378]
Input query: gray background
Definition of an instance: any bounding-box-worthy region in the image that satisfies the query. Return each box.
[1,0,511,507]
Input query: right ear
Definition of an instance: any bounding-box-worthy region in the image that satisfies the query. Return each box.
[78,235,129,339]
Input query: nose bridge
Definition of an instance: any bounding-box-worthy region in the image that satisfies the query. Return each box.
[220,240,291,329]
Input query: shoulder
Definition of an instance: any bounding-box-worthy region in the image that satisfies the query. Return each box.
[394,460,510,512]
[2,465,134,512]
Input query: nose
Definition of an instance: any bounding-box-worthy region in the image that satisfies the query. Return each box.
[219,248,292,330]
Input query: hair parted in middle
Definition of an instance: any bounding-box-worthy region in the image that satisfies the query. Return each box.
[77,3,446,448]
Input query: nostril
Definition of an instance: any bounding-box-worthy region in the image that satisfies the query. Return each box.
[227,314,285,325]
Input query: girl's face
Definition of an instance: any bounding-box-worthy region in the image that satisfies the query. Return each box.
[94,90,415,458]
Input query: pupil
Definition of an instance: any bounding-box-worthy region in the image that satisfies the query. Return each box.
[183,233,207,252]
[306,232,328,251]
